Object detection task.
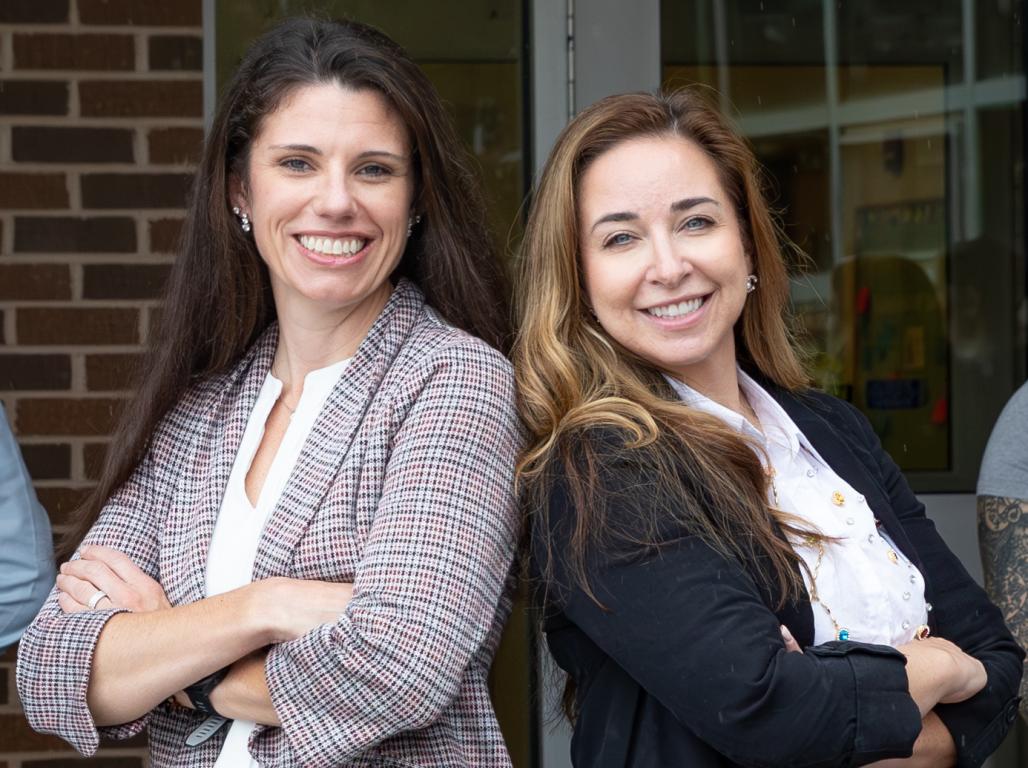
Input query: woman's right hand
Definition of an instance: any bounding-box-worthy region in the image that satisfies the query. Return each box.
[899,637,986,711]
[251,577,354,644]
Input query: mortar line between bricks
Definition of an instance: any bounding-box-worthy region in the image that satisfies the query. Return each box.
[0,300,164,308]
[135,31,147,74]
[2,256,176,264]
[1,30,13,70]
[70,351,86,391]
[70,434,85,480]
[2,118,204,129]
[0,344,146,353]
[66,169,81,211]
[9,207,195,215]
[3,70,203,81]
[0,24,202,35]
[2,162,199,172]
[3,307,15,342]
[69,259,84,300]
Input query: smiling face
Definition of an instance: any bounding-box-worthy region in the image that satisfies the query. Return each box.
[578,134,751,392]
[231,82,415,323]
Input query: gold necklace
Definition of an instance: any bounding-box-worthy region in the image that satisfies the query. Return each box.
[805,537,852,641]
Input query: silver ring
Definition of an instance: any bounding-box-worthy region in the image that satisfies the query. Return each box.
[87,589,108,610]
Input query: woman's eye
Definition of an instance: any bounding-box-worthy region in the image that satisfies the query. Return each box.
[682,216,712,231]
[603,232,634,248]
[281,158,312,172]
[359,164,392,178]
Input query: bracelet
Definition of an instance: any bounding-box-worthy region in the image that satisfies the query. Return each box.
[183,667,229,717]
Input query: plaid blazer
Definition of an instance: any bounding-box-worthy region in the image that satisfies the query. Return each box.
[17,280,522,767]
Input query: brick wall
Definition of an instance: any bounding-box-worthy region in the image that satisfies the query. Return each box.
[0,0,203,763]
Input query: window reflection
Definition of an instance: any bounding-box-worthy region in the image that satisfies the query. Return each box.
[662,0,1025,489]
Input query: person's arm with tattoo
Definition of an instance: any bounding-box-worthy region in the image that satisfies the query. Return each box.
[978,494,1028,722]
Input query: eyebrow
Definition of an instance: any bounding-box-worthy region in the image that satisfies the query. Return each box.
[590,196,720,232]
[267,145,409,163]
[671,196,720,212]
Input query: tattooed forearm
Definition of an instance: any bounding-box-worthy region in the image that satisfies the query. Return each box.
[977,494,1028,721]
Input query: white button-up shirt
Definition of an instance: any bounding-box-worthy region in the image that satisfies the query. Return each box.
[206,358,349,767]
[666,369,928,647]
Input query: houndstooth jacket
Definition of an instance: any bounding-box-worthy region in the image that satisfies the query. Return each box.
[16,280,522,767]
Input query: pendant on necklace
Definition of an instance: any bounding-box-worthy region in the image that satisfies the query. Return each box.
[831,491,845,506]
[836,628,850,641]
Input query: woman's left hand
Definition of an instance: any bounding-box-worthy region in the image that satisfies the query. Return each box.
[56,545,171,614]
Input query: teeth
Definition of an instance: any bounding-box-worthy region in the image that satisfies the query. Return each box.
[647,297,704,319]
[299,235,366,256]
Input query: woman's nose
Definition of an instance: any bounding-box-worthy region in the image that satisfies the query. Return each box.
[313,172,358,218]
[647,236,691,285]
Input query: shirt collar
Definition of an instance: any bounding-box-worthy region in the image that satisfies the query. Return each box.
[664,367,811,461]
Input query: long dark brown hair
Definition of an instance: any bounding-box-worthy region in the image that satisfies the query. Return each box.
[514,89,814,623]
[60,17,509,560]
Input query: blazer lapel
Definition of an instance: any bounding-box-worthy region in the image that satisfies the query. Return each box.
[185,326,278,602]
[252,280,424,581]
[767,387,922,570]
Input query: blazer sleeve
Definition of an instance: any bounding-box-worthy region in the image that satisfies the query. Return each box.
[254,340,522,766]
[16,423,181,756]
[836,398,1024,767]
[538,433,923,768]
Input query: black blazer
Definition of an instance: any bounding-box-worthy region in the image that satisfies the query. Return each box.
[534,386,1023,768]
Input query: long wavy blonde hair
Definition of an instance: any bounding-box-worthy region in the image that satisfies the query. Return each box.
[514,88,814,613]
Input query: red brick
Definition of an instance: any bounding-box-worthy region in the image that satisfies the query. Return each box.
[81,173,192,209]
[149,35,202,71]
[0,0,69,23]
[84,264,171,300]
[80,80,201,118]
[20,442,72,480]
[0,264,72,300]
[35,485,91,525]
[0,173,68,209]
[13,126,135,164]
[14,217,136,254]
[18,398,124,436]
[79,0,201,26]
[86,353,142,390]
[14,34,135,71]
[0,713,69,750]
[25,757,145,767]
[148,127,203,165]
[0,354,72,390]
[0,80,68,115]
[17,307,139,345]
[149,218,183,253]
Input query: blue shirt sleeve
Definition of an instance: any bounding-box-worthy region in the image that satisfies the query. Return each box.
[0,404,56,651]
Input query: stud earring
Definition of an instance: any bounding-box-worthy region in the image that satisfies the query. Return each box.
[745,274,758,293]
[232,206,251,234]
[406,213,422,238]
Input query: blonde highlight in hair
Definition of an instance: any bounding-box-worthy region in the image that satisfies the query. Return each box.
[515,88,815,629]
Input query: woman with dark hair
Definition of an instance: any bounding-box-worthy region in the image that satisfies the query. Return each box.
[17,17,519,767]
[514,88,1023,767]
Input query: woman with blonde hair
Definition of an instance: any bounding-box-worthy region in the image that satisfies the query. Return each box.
[514,88,1022,767]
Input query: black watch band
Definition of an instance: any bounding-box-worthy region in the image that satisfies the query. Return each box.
[184,667,229,717]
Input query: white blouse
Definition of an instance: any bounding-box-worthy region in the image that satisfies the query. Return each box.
[205,358,350,767]
[666,369,929,647]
